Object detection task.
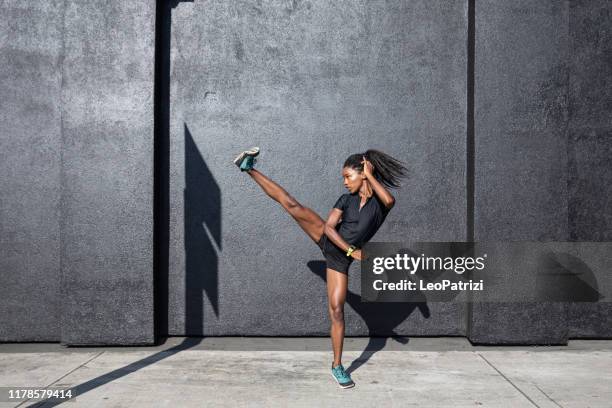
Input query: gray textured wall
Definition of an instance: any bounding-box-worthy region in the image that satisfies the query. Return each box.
[566,0,612,338]
[0,1,156,345]
[1,0,610,344]
[165,0,468,336]
[470,0,612,344]
[471,0,570,344]
[0,2,63,341]
[59,1,156,345]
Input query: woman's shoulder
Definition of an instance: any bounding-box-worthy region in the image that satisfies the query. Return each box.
[339,192,357,201]
[333,192,353,210]
[372,193,392,214]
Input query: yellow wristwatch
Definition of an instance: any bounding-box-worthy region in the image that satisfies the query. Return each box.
[346,245,356,257]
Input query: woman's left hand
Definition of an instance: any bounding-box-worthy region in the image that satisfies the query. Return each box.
[362,156,374,178]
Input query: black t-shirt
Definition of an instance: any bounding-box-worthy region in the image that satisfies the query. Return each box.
[333,192,391,247]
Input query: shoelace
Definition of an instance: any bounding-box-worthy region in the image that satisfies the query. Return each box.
[333,365,350,381]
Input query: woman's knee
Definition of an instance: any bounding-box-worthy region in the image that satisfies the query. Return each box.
[328,304,344,323]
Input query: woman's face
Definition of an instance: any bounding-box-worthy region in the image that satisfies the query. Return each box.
[342,166,364,193]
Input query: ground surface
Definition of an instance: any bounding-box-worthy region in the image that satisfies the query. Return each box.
[0,337,610,407]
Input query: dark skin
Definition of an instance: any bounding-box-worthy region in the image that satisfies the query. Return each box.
[245,156,395,368]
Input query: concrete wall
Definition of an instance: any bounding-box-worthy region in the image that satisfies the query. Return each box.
[566,0,612,338]
[470,0,570,344]
[470,0,612,344]
[165,0,468,336]
[0,2,63,341]
[59,1,156,345]
[0,0,610,344]
[0,1,156,345]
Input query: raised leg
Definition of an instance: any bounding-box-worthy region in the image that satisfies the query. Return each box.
[246,168,325,243]
[327,267,348,367]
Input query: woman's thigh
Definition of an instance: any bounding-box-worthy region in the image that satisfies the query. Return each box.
[286,202,326,243]
[326,267,348,309]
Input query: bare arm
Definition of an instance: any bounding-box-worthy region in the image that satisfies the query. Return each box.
[324,208,362,260]
[363,156,395,209]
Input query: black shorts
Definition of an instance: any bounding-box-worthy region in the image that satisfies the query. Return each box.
[316,234,354,274]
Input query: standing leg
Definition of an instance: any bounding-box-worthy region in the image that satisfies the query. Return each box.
[246,168,325,243]
[327,267,348,367]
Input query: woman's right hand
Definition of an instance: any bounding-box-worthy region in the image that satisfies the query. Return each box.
[351,249,363,261]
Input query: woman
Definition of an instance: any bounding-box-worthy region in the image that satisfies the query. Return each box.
[233,147,408,389]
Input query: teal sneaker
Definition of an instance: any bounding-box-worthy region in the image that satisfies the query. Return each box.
[240,155,257,171]
[331,363,355,389]
[233,147,260,171]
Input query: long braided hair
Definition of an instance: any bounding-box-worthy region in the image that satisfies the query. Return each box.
[343,149,408,189]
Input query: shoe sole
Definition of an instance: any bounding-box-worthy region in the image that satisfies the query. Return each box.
[233,147,260,166]
[330,372,355,389]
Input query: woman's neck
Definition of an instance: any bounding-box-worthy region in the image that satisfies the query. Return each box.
[359,181,373,199]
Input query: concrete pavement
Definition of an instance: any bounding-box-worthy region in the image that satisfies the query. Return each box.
[0,337,610,407]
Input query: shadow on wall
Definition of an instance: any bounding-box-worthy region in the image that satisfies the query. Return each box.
[185,124,221,335]
[31,1,209,405]
[536,251,603,302]
[170,0,192,7]
[153,0,196,340]
[307,261,430,375]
